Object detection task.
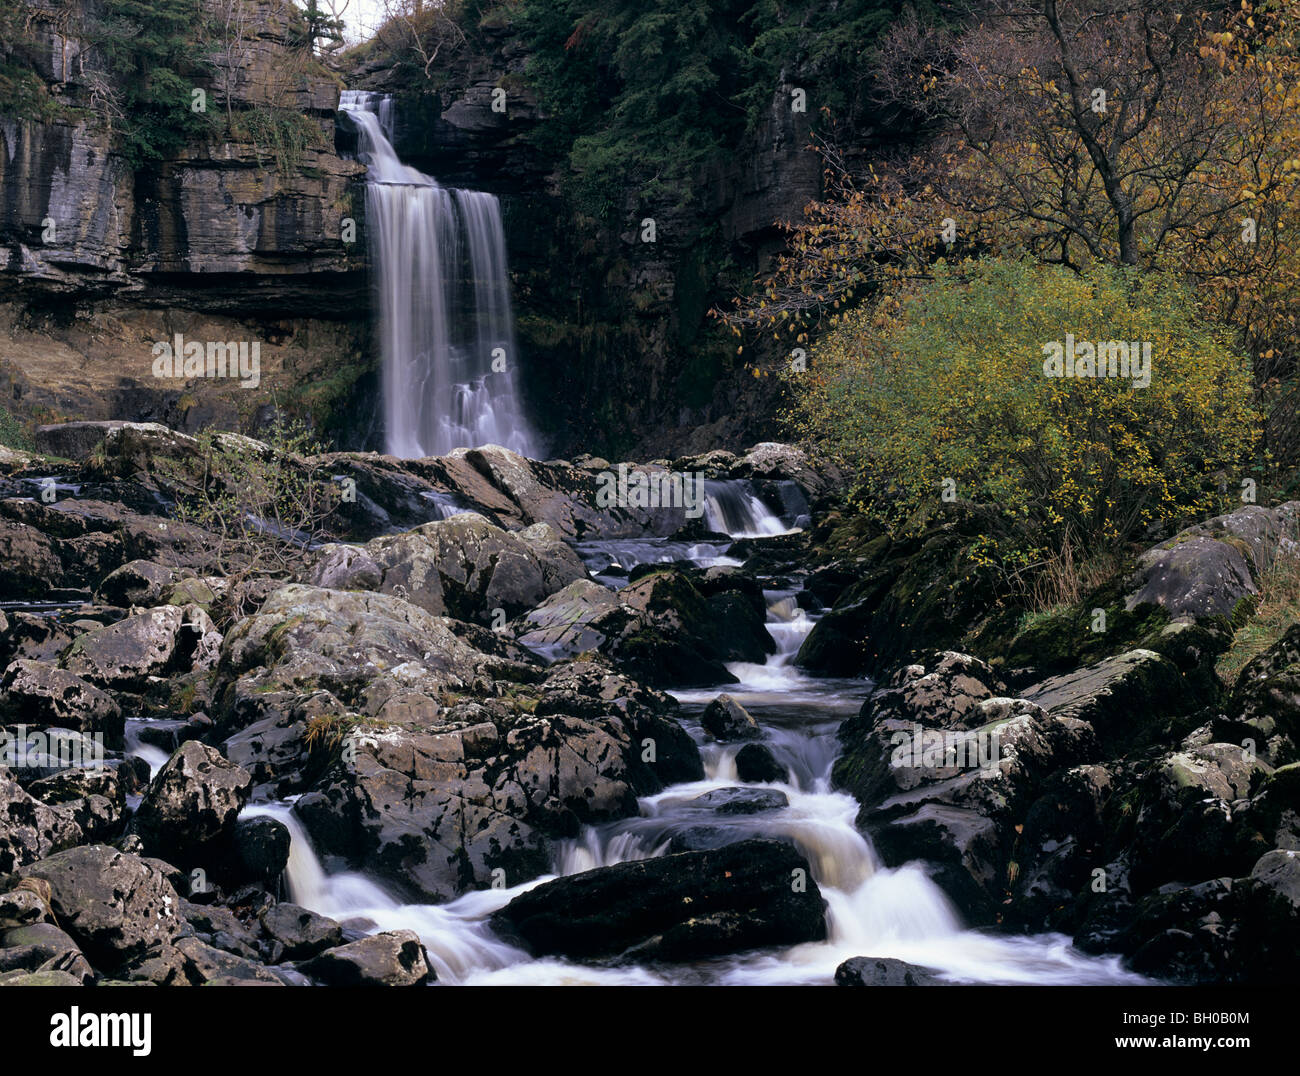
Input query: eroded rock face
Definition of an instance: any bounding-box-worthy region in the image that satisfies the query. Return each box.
[0,772,83,873]
[0,658,124,745]
[310,513,586,622]
[17,846,183,972]
[131,742,252,866]
[490,838,827,960]
[61,604,222,691]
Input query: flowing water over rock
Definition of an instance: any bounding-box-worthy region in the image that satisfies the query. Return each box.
[234,506,1146,985]
[340,91,539,460]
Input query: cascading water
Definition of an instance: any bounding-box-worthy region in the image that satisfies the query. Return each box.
[239,502,1148,984]
[339,90,539,460]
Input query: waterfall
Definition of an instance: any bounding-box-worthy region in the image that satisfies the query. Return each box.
[339,90,539,460]
[702,479,801,537]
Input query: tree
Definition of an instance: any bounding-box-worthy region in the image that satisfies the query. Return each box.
[792,256,1260,574]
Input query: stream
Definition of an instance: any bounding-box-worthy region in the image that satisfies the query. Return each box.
[144,485,1144,985]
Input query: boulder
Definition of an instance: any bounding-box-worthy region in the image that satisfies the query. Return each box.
[259,902,344,961]
[735,742,786,783]
[61,605,222,691]
[17,846,184,972]
[1021,649,1192,747]
[1124,503,1300,619]
[834,956,945,986]
[309,513,586,623]
[299,930,433,986]
[692,787,789,814]
[95,560,177,607]
[0,659,124,746]
[489,839,826,960]
[514,578,622,659]
[0,771,82,872]
[26,767,125,844]
[701,695,761,742]
[131,742,252,865]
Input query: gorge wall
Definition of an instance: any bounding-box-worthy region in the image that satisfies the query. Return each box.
[1,0,884,457]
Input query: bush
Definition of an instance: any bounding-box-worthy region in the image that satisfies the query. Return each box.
[794,257,1260,573]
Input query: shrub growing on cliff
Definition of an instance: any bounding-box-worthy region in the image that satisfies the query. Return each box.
[794,257,1260,574]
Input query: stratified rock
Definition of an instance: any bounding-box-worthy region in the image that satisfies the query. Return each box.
[490,839,826,960]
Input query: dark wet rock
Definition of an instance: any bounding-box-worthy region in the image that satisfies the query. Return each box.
[0,658,124,746]
[299,930,433,986]
[125,935,287,986]
[514,578,621,659]
[843,690,1097,924]
[1228,623,1300,765]
[0,771,82,872]
[596,568,773,688]
[0,516,62,599]
[735,742,786,783]
[701,694,761,742]
[490,838,826,961]
[228,815,291,886]
[692,787,789,815]
[17,846,184,972]
[834,956,945,986]
[796,522,999,678]
[259,902,344,961]
[131,742,252,866]
[61,605,222,692]
[1125,744,1274,892]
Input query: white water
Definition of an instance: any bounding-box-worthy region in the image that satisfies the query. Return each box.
[340,91,539,460]
[702,479,798,538]
[240,523,1145,985]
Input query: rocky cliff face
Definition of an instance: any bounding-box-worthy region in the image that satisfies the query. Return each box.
[1,0,364,313]
[0,0,372,442]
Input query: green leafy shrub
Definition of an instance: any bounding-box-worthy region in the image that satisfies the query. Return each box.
[794,257,1261,573]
